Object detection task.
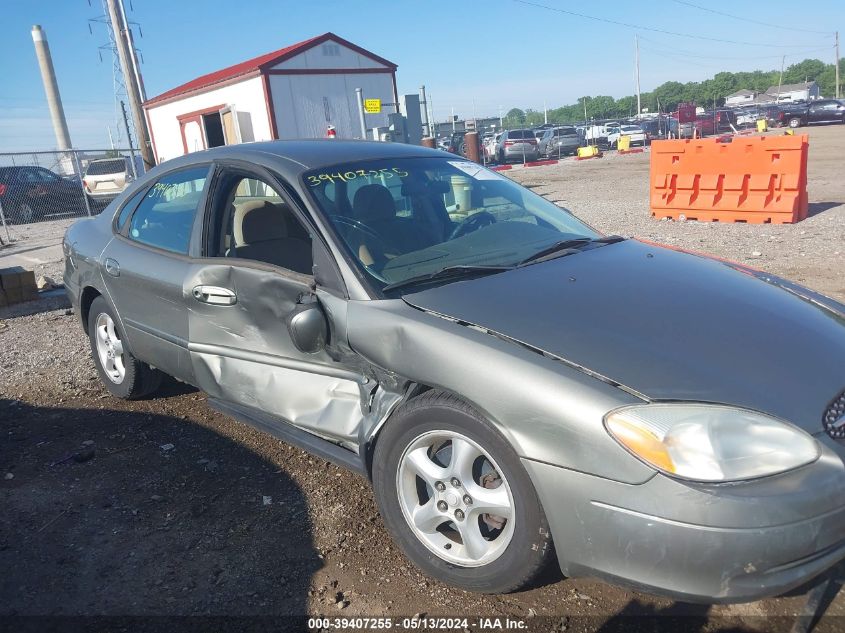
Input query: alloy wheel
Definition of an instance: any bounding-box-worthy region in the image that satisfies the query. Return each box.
[396,430,515,567]
[94,312,126,384]
[18,203,34,223]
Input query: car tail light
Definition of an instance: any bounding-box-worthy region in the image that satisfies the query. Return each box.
[527,138,537,145]
[0,184,5,196]
[504,140,515,147]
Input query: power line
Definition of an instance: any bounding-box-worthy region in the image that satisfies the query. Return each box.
[511,0,820,47]
[638,38,833,61]
[670,0,832,35]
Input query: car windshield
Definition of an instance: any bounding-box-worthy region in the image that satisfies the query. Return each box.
[303,157,599,294]
[556,127,577,137]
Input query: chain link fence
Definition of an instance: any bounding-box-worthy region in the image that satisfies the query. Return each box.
[0,148,144,244]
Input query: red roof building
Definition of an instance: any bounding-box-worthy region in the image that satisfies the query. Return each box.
[143,33,398,163]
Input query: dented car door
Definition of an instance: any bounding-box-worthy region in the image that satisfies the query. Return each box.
[183,165,367,449]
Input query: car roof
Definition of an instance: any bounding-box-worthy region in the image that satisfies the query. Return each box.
[147,140,445,179]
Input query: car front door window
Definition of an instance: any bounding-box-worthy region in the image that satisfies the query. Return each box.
[185,166,364,446]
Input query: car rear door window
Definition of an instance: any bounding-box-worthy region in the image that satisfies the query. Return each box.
[127,166,208,254]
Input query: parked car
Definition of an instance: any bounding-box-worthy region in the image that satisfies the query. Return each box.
[83,157,133,206]
[607,124,647,148]
[495,129,539,163]
[779,99,845,128]
[484,132,502,162]
[734,106,761,127]
[761,104,785,127]
[637,118,667,140]
[436,137,451,151]
[0,165,86,224]
[538,126,581,157]
[64,140,845,603]
[443,131,478,158]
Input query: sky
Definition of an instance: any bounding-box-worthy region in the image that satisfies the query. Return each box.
[1,0,842,151]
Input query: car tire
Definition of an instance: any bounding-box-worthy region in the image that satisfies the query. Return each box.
[87,296,163,399]
[372,390,553,593]
[11,202,36,224]
[789,117,801,129]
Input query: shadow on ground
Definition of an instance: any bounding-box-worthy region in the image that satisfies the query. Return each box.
[806,201,842,218]
[0,399,320,629]
[0,289,70,320]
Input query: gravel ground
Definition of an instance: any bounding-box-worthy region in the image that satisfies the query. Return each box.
[1,125,845,631]
[509,125,845,302]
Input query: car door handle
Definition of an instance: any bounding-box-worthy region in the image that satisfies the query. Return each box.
[104,258,120,277]
[192,285,237,306]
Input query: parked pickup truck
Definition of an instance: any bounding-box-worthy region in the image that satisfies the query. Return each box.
[778,99,845,128]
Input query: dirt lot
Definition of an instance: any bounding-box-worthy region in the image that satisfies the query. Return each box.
[1,125,844,632]
[508,125,845,302]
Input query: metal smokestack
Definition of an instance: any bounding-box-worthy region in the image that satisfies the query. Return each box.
[31,25,72,150]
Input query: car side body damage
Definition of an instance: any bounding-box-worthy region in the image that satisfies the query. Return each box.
[63,140,845,602]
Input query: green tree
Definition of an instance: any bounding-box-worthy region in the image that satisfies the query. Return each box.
[501,56,840,126]
[505,108,526,125]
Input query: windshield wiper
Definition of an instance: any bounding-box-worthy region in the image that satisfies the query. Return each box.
[517,235,625,267]
[382,265,514,293]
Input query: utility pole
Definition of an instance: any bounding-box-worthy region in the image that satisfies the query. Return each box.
[106,0,153,168]
[31,25,72,150]
[498,105,503,128]
[543,100,548,124]
[429,98,435,138]
[118,0,146,102]
[635,35,641,118]
[835,31,840,99]
[354,88,367,139]
[776,55,785,102]
[419,85,430,137]
[121,101,138,178]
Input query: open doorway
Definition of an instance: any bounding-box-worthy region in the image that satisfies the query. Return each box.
[203,112,225,148]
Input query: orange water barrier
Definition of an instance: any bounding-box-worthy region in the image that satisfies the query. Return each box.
[650,135,809,224]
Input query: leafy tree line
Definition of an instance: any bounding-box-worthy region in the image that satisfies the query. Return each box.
[504,57,843,127]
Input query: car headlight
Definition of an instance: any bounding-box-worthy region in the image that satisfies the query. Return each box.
[604,404,819,482]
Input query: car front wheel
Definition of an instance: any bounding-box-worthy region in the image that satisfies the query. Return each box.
[12,202,36,224]
[372,390,553,593]
[789,117,801,128]
[88,296,163,399]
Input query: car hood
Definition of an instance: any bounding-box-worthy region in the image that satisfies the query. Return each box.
[402,239,845,433]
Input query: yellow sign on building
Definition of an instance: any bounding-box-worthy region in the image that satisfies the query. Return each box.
[364,98,382,114]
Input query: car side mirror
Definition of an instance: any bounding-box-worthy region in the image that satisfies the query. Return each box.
[287,297,328,354]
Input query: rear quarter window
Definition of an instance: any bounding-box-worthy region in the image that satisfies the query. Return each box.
[127,166,209,254]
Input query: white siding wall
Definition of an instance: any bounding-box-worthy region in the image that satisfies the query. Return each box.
[145,76,272,163]
[269,41,385,70]
[725,94,754,106]
[269,72,394,140]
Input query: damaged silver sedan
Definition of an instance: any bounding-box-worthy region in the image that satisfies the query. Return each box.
[64,141,845,602]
